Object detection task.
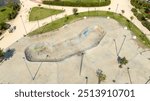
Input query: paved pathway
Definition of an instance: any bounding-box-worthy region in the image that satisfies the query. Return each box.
[0,0,149,49]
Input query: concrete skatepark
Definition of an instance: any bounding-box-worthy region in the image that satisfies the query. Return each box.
[0,17,150,84]
[25,25,105,62]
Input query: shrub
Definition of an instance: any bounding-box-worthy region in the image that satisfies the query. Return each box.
[3,23,10,30]
[145,14,150,19]
[0,22,10,30]
[136,13,146,21]
[130,16,134,20]
[0,48,5,62]
[131,0,150,9]
[12,3,20,11]
[6,2,20,20]
[0,23,3,30]
[0,31,2,36]
[131,8,137,12]
[121,10,125,14]
[54,0,61,1]
[72,8,78,15]
[131,3,150,31]
[0,48,4,57]
[43,0,111,7]
[8,11,18,20]
[142,21,150,31]
[0,8,6,12]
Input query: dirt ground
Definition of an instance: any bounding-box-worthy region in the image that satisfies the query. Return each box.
[0,17,150,84]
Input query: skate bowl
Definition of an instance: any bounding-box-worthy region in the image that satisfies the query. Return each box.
[25,25,106,62]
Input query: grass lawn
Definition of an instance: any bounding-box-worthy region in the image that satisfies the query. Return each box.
[0,6,13,23]
[29,11,150,48]
[29,7,64,21]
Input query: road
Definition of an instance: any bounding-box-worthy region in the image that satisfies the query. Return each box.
[0,0,149,49]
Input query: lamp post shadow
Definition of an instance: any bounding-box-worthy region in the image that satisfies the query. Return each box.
[145,76,150,84]
[127,67,132,84]
[85,76,88,84]
[79,52,85,76]
[23,55,49,80]
[23,57,34,80]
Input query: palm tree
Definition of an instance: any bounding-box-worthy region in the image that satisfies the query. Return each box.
[96,69,106,84]
[118,56,128,68]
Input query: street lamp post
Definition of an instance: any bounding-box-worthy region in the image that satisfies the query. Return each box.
[115,4,119,13]
[23,57,34,80]
[127,67,132,84]
[20,15,27,35]
[85,76,88,84]
[36,17,40,28]
[79,52,84,75]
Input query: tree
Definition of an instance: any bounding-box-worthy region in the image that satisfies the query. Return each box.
[96,69,106,84]
[131,8,137,12]
[136,13,145,21]
[121,10,125,14]
[0,48,5,62]
[145,8,150,13]
[0,22,10,30]
[130,16,134,21]
[0,48,4,57]
[72,8,78,15]
[117,56,128,68]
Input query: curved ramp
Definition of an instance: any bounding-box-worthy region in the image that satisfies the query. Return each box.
[25,25,106,62]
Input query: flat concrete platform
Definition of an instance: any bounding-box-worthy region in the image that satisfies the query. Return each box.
[0,17,150,84]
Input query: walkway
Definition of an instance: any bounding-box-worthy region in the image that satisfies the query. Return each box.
[0,0,149,49]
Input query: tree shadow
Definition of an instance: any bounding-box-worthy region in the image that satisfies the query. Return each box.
[4,48,15,60]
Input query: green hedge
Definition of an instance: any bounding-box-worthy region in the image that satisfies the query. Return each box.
[130,0,150,31]
[0,3,20,23]
[8,3,20,20]
[131,8,137,12]
[131,8,150,31]
[136,13,146,21]
[29,11,150,47]
[131,0,150,9]
[0,22,10,30]
[43,0,111,7]
[142,21,150,31]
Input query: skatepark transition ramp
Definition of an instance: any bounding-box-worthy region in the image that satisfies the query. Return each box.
[24,25,106,62]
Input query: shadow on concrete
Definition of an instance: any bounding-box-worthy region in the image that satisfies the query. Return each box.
[4,48,15,60]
